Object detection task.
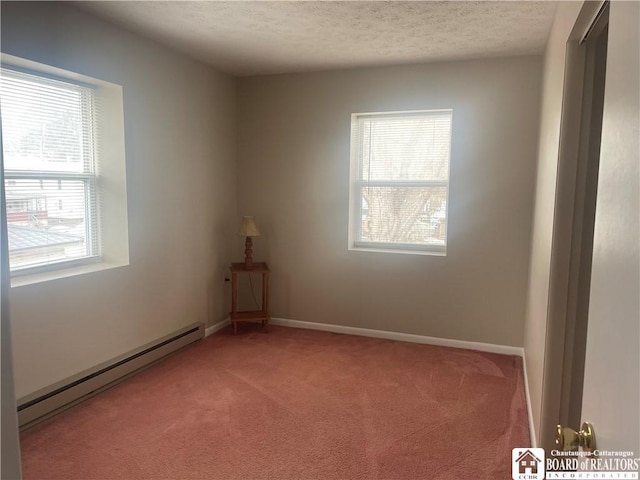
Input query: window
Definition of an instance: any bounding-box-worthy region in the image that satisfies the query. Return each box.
[1,54,129,283]
[1,67,99,273]
[348,110,452,255]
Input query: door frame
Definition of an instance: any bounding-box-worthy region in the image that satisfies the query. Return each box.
[539,0,609,451]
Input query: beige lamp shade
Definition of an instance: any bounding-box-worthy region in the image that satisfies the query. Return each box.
[238,216,261,237]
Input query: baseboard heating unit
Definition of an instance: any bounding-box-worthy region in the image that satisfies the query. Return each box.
[17,322,204,430]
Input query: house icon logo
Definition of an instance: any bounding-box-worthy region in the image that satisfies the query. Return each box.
[512,447,545,480]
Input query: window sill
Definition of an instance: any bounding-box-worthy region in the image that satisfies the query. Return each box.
[10,259,129,288]
[349,245,447,256]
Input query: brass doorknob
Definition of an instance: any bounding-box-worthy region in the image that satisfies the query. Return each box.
[556,422,596,453]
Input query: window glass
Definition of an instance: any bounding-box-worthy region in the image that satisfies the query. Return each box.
[1,68,99,272]
[349,110,452,254]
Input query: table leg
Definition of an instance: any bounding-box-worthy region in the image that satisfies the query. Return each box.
[231,272,238,335]
[262,271,269,333]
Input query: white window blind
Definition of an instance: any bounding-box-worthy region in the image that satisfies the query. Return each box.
[349,110,452,254]
[1,67,100,273]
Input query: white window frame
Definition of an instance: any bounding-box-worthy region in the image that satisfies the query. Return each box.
[1,54,130,286]
[2,67,101,275]
[348,109,452,256]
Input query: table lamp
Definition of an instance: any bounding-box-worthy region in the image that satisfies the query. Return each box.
[238,216,261,270]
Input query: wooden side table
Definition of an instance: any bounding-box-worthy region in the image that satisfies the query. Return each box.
[229,262,270,334]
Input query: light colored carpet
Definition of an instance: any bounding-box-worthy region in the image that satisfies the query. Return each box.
[20,325,529,479]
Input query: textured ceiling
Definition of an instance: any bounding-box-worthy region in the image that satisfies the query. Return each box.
[76,1,558,76]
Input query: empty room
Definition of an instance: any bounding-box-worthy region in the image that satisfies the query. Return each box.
[1,1,638,479]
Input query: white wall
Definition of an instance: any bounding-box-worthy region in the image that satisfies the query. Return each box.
[237,56,542,347]
[1,165,21,480]
[522,2,583,444]
[1,2,237,398]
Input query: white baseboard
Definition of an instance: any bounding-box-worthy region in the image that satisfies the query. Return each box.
[205,318,230,337]
[522,353,537,447]
[270,317,523,356]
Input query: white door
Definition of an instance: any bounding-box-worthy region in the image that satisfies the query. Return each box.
[580,0,639,453]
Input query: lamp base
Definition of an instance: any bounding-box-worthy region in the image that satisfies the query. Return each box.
[244,236,254,270]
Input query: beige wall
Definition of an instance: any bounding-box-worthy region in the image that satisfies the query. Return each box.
[237,57,542,347]
[1,2,237,398]
[523,1,582,444]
